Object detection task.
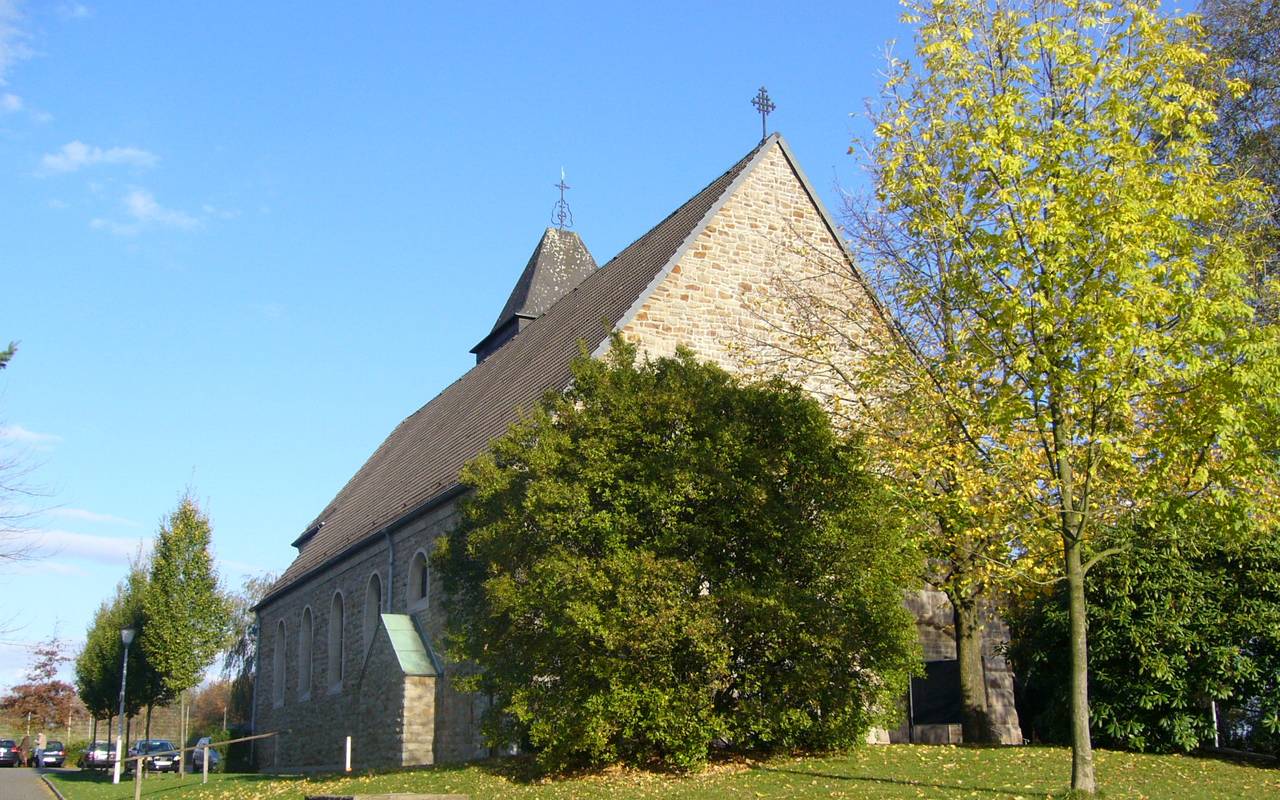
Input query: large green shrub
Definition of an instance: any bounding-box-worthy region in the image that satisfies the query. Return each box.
[1008,500,1280,754]
[436,340,921,771]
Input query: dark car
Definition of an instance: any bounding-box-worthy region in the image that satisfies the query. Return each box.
[188,737,220,772]
[126,740,180,773]
[0,739,19,767]
[78,741,116,770]
[37,740,66,768]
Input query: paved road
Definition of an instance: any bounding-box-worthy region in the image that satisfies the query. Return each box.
[0,767,63,800]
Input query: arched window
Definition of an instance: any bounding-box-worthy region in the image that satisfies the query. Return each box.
[409,550,430,608]
[298,607,313,700]
[328,592,344,690]
[364,572,383,652]
[271,620,286,707]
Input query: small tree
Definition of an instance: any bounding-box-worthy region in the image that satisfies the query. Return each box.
[142,496,230,770]
[77,560,168,741]
[76,602,122,731]
[436,339,921,771]
[1,636,76,731]
[187,679,232,738]
[222,572,276,728]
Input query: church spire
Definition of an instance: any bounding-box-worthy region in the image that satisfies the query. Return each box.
[470,224,598,363]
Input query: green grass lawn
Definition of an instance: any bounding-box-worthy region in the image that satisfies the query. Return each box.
[45,745,1278,800]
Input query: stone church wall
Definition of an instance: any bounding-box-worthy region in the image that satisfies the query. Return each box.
[354,623,407,768]
[254,501,486,771]
[617,144,879,409]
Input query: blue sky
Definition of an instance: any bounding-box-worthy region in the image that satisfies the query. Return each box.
[0,0,908,685]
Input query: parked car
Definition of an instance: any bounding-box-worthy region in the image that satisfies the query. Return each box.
[125,740,180,773]
[188,737,220,772]
[78,741,116,770]
[0,739,19,767]
[37,740,66,768]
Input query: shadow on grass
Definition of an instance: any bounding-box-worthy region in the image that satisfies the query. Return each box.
[343,748,1068,798]
[306,753,719,787]
[1188,748,1279,769]
[317,755,549,785]
[754,764,1058,798]
[49,769,295,798]
[52,770,285,784]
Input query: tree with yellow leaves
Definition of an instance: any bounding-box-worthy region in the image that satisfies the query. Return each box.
[753,0,1278,793]
[864,0,1279,793]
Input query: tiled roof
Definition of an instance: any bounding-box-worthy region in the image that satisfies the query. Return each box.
[261,137,769,606]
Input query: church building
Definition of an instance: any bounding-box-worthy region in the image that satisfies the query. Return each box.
[251,131,1020,771]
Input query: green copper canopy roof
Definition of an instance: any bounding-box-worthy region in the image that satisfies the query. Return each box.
[380,614,441,676]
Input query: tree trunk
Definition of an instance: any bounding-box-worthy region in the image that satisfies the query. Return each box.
[951,593,996,743]
[1065,533,1096,794]
[144,704,152,740]
[178,691,186,778]
[1048,392,1097,795]
[91,717,97,747]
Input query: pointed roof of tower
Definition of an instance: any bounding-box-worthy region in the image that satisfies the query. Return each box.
[471,227,598,362]
[260,133,862,606]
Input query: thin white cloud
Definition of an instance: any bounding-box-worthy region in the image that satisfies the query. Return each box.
[218,557,272,576]
[0,423,61,445]
[7,558,88,577]
[91,188,200,236]
[47,507,138,526]
[201,203,240,220]
[34,528,150,565]
[125,188,196,227]
[0,1,33,86]
[57,3,90,20]
[7,503,138,527]
[252,302,286,321]
[41,140,158,174]
[1,91,49,122]
[89,218,132,235]
[0,645,32,686]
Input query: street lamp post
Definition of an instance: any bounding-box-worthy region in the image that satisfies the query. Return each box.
[112,627,136,785]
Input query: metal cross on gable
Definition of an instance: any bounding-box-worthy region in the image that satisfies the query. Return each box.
[552,167,574,229]
[752,86,776,143]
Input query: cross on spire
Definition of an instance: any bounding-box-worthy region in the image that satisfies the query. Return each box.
[552,167,574,229]
[751,86,775,143]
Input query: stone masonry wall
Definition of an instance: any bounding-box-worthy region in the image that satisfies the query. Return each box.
[902,589,1023,744]
[254,501,486,771]
[401,675,437,766]
[354,620,406,769]
[617,143,882,410]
